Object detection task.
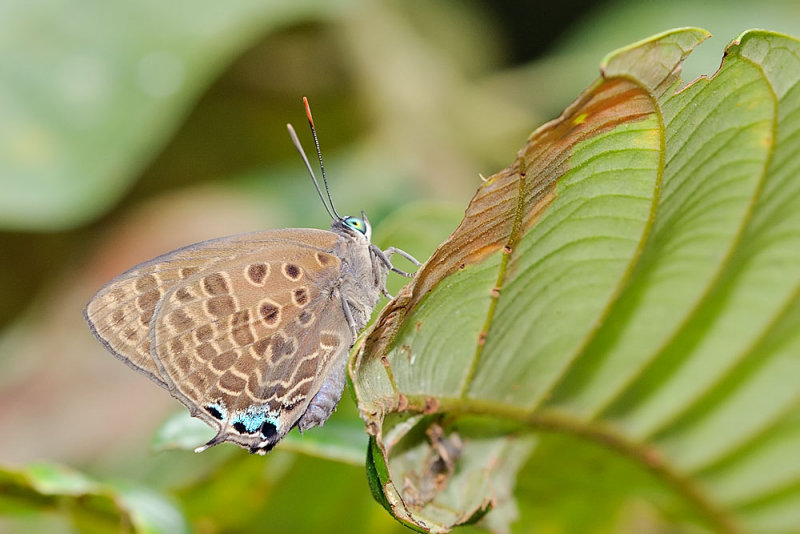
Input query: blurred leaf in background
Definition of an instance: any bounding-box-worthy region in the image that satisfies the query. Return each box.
[3,0,800,533]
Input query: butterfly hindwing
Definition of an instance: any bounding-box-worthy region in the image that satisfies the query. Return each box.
[148,236,351,451]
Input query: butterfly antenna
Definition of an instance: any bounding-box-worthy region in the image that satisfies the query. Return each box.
[303,97,342,220]
[286,122,336,221]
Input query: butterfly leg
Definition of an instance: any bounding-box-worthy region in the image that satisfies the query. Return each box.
[339,292,360,341]
[369,244,420,278]
[384,247,422,267]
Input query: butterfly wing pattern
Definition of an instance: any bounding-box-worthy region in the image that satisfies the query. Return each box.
[85,225,390,454]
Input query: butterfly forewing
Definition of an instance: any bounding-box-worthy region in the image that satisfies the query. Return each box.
[83,232,285,385]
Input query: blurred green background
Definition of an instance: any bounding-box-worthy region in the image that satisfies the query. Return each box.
[2,1,800,532]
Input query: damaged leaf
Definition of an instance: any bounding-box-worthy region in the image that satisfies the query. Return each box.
[352,28,800,533]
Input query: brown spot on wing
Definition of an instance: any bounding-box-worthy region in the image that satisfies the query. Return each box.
[320,332,342,349]
[315,252,334,266]
[233,352,259,375]
[206,296,235,317]
[247,374,263,399]
[283,263,302,281]
[231,310,254,346]
[110,309,125,327]
[246,263,269,286]
[122,326,139,343]
[203,273,229,296]
[259,300,281,327]
[109,287,126,303]
[211,350,237,372]
[180,267,199,279]
[195,324,214,342]
[170,338,184,355]
[268,332,297,364]
[175,287,193,302]
[135,274,157,292]
[169,309,194,332]
[233,328,254,347]
[176,355,191,374]
[196,343,216,362]
[137,290,160,312]
[297,310,315,326]
[219,371,246,394]
[253,338,270,357]
[137,290,160,325]
[292,288,309,307]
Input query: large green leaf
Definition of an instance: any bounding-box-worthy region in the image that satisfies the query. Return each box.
[0,463,187,533]
[0,0,337,231]
[353,28,800,533]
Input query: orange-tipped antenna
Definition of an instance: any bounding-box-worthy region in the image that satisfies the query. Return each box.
[303,97,341,219]
[287,122,336,221]
[304,96,315,125]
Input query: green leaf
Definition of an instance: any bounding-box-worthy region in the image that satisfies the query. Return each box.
[0,0,339,231]
[151,412,217,452]
[353,28,800,533]
[0,463,187,534]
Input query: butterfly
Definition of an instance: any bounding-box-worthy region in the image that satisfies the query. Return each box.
[84,98,419,454]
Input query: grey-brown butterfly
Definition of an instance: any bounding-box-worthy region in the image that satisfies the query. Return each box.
[84,98,419,454]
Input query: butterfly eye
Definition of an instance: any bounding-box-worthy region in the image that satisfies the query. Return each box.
[344,217,367,235]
